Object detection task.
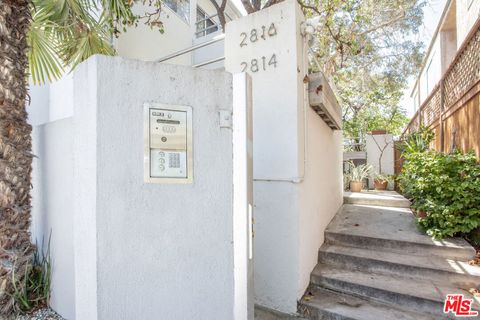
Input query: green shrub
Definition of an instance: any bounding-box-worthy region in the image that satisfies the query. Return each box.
[399,150,480,239]
[397,125,435,154]
[466,227,480,248]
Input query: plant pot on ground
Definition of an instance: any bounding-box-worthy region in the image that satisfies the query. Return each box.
[374,179,388,190]
[346,162,373,192]
[373,174,393,191]
[371,129,387,135]
[350,181,363,192]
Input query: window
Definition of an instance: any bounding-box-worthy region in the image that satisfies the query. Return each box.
[196,7,219,37]
[425,54,434,94]
[164,0,190,23]
[413,91,419,112]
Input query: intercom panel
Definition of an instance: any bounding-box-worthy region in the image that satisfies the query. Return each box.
[144,103,193,183]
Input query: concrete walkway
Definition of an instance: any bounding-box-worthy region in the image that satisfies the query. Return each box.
[299,191,480,319]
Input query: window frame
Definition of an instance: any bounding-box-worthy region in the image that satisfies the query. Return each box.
[195,6,219,38]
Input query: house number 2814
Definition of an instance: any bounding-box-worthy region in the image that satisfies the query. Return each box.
[239,23,277,47]
[241,54,277,73]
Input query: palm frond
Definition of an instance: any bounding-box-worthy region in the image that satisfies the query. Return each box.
[28,0,117,84]
[58,22,115,70]
[28,0,164,84]
[28,16,64,85]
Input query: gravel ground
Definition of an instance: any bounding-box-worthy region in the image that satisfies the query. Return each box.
[16,308,64,320]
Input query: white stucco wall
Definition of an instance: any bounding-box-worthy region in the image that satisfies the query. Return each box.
[225,1,304,312]
[366,134,394,189]
[419,37,441,104]
[31,56,252,320]
[297,107,343,299]
[232,73,254,320]
[70,55,237,320]
[456,0,480,45]
[27,74,74,127]
[114,3,193,64]
[225,0,305,180]
[31,120,76,320]
[253,181,299,311]
[27,82,50,126]
[440,27,457,74]
[225,0,342,313]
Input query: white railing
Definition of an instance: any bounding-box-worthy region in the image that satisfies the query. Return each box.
[155,34,225,67]
[195,13,221,38]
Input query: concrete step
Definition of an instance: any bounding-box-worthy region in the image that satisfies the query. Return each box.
[298,287,440,320]
[318,244,480,285]
[326,204,476,260]
[344,191,411,208]
[310,264,480,317]
[255,305,308,320]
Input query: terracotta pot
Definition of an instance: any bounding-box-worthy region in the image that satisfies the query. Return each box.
[374,179,388,190]
[350,181,363,192]
[416,210,427,218]
[371,129,387,135]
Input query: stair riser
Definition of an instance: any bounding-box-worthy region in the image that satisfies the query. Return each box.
[343,197,410,208]
[318,251,480,286]
[324,232,476,260]
[298,303,359,320]
[311,275,447,317]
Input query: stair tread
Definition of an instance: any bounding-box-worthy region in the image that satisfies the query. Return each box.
[311,264,479,306]
[320,244,480,278]
[344,191,411,208]
[326,204,475,255]
[300,287,438,320]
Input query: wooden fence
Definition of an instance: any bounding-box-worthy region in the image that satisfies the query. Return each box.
[404,18,480,157]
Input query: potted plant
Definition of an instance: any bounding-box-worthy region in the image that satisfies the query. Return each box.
[371,129,387,135]
[374,173,393,191]
[347,162,372,192]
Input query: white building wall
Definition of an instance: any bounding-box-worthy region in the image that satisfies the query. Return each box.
[114,3,192,64]
[440,27,457,74]
[225,0,342,313]
[298,108,343,298]
[31,120,76,320]
[253,181,299,311]
[72,56,236,320]
[31,56,254,320]
[456,0,480,44]
[29,72,77,319]
[419,37,441,105]
[27,82,50,125]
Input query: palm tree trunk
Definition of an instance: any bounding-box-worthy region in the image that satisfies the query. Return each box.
[0,0,35,315]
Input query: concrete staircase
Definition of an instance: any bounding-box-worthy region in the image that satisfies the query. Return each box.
[298,191,480,320]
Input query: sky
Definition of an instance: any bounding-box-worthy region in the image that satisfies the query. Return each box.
[400,0,448,117]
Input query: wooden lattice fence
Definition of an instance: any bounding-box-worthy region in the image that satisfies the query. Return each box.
[404,18,480,157]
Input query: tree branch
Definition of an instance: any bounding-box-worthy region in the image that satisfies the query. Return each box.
[358,11,406,36]
[240,0,256,14]
[209,0,227,30]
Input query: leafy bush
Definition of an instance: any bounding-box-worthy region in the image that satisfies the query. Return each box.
[348,162,373,182]
[399,150,480,239]
[397,125,435,154]
[374,173,394,183]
